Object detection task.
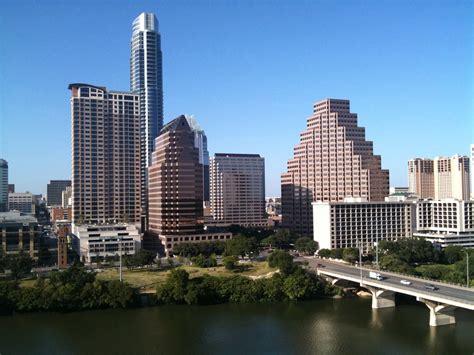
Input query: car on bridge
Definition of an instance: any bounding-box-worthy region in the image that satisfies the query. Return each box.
[400,280,411,286]
[424,284,439,291]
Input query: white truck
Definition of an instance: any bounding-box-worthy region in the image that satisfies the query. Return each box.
[369,271,384,281]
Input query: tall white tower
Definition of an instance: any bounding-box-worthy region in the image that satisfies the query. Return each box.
[130,13,164,228]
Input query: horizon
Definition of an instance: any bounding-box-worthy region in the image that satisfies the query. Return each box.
[0,0,472,196]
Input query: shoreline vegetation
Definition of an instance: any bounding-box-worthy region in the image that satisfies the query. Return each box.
[0,251,341,315]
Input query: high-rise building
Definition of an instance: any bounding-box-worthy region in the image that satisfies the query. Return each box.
[470,144,474,200]
[186,116,210,204]
[281,98,389,236]
[8,184,15,193]
[47,180,71,206]
[69,83,141,226]
[210,153,266,227]
[434,155,470,200]
[130,12,164,225]
[148,116,204,236]
[0,159,7,212]
[148,116,231,255]
[408,158,435,199]
[8,192,35,215]
[62,186,72,208]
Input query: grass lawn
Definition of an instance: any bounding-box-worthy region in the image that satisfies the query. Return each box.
[17,261,277,291]
[96,261,276,291]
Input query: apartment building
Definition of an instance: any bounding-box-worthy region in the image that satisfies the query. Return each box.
[69,83,141,226]
[434,155,470,200]
[408,158,435,199]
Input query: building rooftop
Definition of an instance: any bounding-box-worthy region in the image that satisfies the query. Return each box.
[214,153,261,158]
[0,211,38,223]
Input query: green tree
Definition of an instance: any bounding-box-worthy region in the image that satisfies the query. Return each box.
[156,269,189,304]
[225,235,259,258]
[342,248,359,264]
[317,249,331,258]
[295,237,318,255]
[223,256,238,270]
[6,254,34,280]
[329,248,344,260]
[442,245,464,264]
[268,250,295,275]
[379,255,413,274]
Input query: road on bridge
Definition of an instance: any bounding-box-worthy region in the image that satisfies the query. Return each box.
[301,257,474,306]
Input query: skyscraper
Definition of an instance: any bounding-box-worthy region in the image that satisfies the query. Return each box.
[0,159,7,212]
[434,155,470,200]
[210,153,266,227]
[47,180,71,206]
[408,158,435,199]
[186,116,210,204]
[470,144,474,200]
[281,99,389,236]
[130,12,164,226]
[148,115,204,237]
[69,83,141,225]
[148,116,232,255]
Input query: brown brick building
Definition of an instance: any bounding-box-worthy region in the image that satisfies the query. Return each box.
[281,99,389,236]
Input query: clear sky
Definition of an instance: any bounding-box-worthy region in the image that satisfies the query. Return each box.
[0,0,472,196]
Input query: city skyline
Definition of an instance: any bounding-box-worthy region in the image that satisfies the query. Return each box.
[0,1,472,196]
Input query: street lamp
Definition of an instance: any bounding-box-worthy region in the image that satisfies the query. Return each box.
[465,251,470,288]
[374,241,379,270]
[117,236,123,283]
[357,239,363,284]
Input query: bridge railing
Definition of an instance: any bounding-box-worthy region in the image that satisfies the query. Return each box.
[316,268,474,306]
[316,257,472,290]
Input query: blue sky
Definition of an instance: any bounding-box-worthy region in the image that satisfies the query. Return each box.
[0,0,472,196]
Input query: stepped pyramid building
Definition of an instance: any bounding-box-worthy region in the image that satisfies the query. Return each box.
[281,99,389,236]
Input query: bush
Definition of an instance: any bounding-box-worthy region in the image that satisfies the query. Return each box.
[223,256,238,270]
[268,250,295,275]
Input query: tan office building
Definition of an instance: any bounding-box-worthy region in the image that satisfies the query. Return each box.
[69,83,141,226]
[210,153,266,227]
[408,158,435,199]
[282,98,389,236]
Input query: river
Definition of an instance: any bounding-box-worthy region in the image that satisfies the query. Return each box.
[0,297,473,354]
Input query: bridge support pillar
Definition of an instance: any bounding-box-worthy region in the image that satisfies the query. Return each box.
[366,286,395,309]
[417,298,456,327]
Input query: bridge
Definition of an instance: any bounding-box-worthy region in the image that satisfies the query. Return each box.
[304,258,474,327]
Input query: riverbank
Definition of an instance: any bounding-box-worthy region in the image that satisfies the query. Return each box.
[0,261,340,314]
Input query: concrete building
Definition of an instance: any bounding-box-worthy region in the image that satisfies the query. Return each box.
[62,186,72,208]
[389,187,409,195]
[186,116,210,204]
[312,200,416,253]
[47,180,71,207]
[72,224,141,264]
[210,153,266,227]
[0,159,7,212]
[69,83,141,226]
[282,99,389,237]
[0,211,41,258]
[266,197,282,216]
[408,158,435,199]
[471,144,474,200]
[414,199,474,247]
[130,13,164,226]
[434,155,470,200]
[8,184,15,193]
[148,116,231,255]
[8,192,35,215]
